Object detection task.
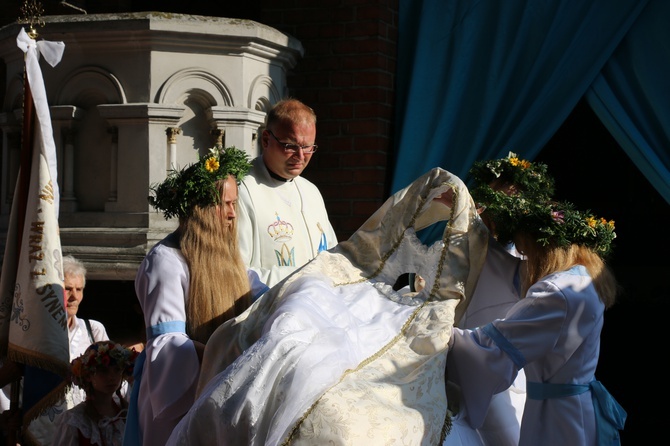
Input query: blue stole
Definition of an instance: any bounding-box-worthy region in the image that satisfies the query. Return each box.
[123,321,187,446]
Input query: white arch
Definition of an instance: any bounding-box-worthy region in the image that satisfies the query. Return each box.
[55,66,127,106]
[247,74,281,111]
[157,68,233,107]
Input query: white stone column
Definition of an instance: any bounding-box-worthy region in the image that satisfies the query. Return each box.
[207,107,267,158]
[107,127,118,202]
[62,128,75,199]
[166,127,181,171]
[50,105,82,214]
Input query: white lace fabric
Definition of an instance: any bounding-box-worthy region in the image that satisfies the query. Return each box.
[51,403,126,446]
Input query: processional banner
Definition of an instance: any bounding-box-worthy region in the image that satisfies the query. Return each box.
[0,27,68,445]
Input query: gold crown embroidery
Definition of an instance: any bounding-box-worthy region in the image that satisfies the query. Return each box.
[267,213,294,242]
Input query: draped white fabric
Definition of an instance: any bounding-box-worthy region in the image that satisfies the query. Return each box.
[168,167,489,445]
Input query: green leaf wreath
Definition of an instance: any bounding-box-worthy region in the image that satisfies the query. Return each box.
[467,152,615,257]
[482,189,617,258]
[469,151,555,204]
[149,146,252,220]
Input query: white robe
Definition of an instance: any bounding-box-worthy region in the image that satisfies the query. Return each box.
[167,167,489,446]
[448,265,619,446]
[132,235,267,446]
[445,238,526,446]
[237,157,338,288]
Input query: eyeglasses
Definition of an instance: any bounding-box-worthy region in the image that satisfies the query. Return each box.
[267,130,318,154]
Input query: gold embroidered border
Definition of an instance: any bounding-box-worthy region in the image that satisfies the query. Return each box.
[282,182,459,444]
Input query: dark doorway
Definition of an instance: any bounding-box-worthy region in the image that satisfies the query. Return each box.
[538,98,667,442]
[77,279,144,347]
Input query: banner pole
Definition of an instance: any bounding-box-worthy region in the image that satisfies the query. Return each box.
[6,35,36,446]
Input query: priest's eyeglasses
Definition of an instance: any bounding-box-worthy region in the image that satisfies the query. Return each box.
[267,130,318,154]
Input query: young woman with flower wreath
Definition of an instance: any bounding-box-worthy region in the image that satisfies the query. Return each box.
[446,187,627,446]
[444,152,557,446]
[123,146,269,446]
[52,341,138,446]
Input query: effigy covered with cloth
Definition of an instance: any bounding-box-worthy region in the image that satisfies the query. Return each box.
[167,167,489,445]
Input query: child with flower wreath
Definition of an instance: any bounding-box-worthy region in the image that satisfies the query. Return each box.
[446,187,626,446]
[52,341,139,446]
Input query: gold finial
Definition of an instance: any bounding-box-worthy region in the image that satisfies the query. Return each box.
[18,0,45,39]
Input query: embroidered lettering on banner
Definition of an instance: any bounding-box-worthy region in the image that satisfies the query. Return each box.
[39,181,55,204]
[38,284,67,329]
[29,220,45,262]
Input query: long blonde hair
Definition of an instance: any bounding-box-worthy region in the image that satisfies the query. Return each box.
[517,234,620,309]
[179,177,252,344]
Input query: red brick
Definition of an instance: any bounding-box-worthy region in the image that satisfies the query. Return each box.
[341,54,393,70]
[317,90,344,103]
[341,88,389,102]
[344,119,389,135]
[356,6,394,22]
[348,136,391,152]
[354,103,393,119]
[331,39,372,55]
[353,168,387,183]
[353,71,394,88]
[330,72,354,87]
[345,21,386,38]
[261,0,400,238]
[330,104,355,120]
[343,153,388,167]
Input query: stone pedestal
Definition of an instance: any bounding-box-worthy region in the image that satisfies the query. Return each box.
[0,12,303,279]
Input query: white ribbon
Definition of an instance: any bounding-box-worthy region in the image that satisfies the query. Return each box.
[16,27,65,67]
[15,27,65,216]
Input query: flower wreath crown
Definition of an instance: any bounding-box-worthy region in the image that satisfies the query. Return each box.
[468,151,555,204]
[149,146,252,220]
[70,341,139,388]
[481,189,617,258]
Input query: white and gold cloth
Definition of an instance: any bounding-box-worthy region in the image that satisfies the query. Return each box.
[167,167,488,446]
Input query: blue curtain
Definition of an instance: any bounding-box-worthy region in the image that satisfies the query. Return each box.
[393,0,664,202]
[585,0,670,203]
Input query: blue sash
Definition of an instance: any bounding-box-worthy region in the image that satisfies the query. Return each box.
[527,380,627,446]
[123,321,187,446]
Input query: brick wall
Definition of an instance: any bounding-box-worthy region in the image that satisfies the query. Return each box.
[261,0,399,240]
